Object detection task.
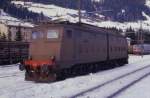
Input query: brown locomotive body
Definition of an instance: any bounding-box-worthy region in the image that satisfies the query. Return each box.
[21,22,128,82]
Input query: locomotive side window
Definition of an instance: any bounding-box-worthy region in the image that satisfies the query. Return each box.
[32,32,38,39]
[47,30,59,39]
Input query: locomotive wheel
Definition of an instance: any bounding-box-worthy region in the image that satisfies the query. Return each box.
[114,60,121,67]
[71,66,80,76]
[36,73,57,82]
[92,64,98,73]
[25,70,39,81]
[56,69,68,80]
[56,71,64,80]
[78,65,84,75]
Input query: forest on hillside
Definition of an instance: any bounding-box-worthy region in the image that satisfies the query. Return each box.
[0,0,150,22]
[0,0,46,22]
[27,0,150,22]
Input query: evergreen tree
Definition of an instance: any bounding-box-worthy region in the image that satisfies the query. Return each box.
[15,25,22,41]
[1,33,7,41]
[126,27,134,32]
[0,0,149,22]
[8,30,12,41]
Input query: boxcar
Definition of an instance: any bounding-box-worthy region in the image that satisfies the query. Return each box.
[20,22,128,82]
[132,44,150,54]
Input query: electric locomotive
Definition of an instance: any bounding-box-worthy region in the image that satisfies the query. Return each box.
[19,22,128,82]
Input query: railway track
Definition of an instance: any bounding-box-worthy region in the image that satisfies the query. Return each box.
[4,61,148,98]
[71,64,150,98]
[0,60,150,98]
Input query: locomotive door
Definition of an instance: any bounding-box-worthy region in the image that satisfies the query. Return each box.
[73,29,81,64]
[73,30,78,62]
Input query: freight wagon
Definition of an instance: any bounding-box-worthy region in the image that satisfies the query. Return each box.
[0,41,29,65]
[19,22,128,82]
[132,44,150,54]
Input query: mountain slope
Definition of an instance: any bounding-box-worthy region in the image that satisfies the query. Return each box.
[25,0,150,22]
[12,1,150,32]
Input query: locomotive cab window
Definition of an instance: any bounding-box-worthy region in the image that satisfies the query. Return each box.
[32,31,43,39]
[47,30,59,39]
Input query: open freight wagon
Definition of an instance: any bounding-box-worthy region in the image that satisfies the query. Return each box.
[0,41,29,65]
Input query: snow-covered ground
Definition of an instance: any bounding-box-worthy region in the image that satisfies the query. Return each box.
[12,1,150,31]
[0,55,150,98]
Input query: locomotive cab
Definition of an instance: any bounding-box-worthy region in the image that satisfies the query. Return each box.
[22,24,63,82]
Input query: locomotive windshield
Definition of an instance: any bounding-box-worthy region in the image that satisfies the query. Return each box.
[47,30,59,39]
[32,31,44,39]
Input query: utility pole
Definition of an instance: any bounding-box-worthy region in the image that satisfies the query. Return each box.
[8,29,12,64]
[139,20,144,57]
[78,0,81,23]
[15,23,22,41]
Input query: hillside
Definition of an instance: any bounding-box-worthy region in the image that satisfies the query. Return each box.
[1,0,150,32]
[0,9,33,27]
[11,1,150,32]
[24,0,150,22]
[1,0,150,22]
[0,0,48,22]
